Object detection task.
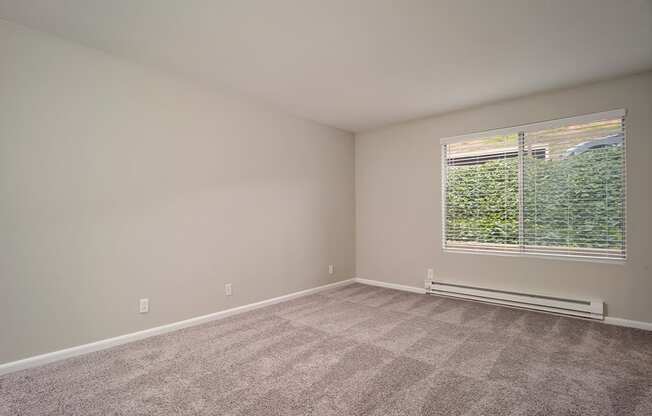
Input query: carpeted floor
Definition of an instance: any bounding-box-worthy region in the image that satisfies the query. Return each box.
[1,283,652,415]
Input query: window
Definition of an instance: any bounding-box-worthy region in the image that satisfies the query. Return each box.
[442,109,626,261]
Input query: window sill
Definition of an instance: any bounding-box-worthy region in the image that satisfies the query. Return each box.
[442,247,626,265]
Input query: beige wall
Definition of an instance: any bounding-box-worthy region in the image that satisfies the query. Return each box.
[0,20,355,364]
[356,72,652,323]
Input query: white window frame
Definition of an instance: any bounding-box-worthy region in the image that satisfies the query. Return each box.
[440,109,627,264]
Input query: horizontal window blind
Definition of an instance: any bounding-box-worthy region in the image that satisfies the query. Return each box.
[442,110,626,261]
[444,134,520,253]
[522,118,626,260]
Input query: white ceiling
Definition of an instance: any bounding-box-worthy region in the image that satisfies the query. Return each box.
[1,1,651,132]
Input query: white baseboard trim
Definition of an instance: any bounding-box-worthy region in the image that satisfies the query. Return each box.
[0,278,355,376]
[353,277,426,294]
[603,317,652,331]
[354,277,652,332]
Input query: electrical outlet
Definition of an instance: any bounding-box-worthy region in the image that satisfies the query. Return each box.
[225,283,232,296]
[425,269,434,291]
[139,298,149,313]
[328,264,334,275]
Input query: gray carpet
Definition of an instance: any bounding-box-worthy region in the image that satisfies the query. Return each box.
[1,283,652,415]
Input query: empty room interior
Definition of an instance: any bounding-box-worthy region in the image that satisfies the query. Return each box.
[1,1,652,415]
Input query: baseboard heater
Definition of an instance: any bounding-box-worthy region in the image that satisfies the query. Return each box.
[427,281,604,320]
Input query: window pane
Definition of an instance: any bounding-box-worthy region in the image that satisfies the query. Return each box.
[522,118,625,259]
[445,134,519,249]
